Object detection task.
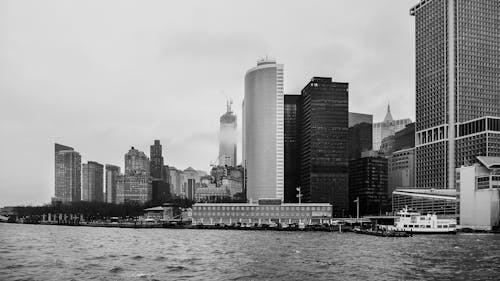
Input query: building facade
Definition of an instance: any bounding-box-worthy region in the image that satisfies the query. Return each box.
[349,156,389,216]
[105,164,121,204]
[150,140,164,179]
[411,0,500,189]
[54,143,81,203]
[284,94,300,203]
[298,77,349,216]
[82,161,104,202]
[348,113,373,160]
[392,188,458,217]
[372,105,412,151]
[117,147,152,204]
[388,148,415,199]
[394,123,415,152]
[125,146,150,176]
[243,59,284,202]
[219,101,237,167]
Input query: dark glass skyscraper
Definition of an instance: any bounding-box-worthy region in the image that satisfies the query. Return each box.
[284,95,300,203]
[150,140,164,180]
[348,113,373,160]
[411,0,500,189]
[298,77,349,216]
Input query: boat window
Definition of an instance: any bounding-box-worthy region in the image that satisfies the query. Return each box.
[404,225,408,227]
[438,225,442,228]
[426,225,430,228]
[450,224,456,227]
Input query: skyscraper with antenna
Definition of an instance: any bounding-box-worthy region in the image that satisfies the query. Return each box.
[219,99,237,167]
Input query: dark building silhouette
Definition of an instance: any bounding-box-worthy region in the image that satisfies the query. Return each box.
[349,155,389,216]
[298,77,349,216]
[394,122,415,152]
[150,140,164,180]
[152,180,171,203]
[284,95,300,203]
[349,122,373,160]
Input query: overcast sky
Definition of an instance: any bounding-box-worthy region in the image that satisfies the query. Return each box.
[0,0,416,206]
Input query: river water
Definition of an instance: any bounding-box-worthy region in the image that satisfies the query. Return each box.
[1,223,499,281]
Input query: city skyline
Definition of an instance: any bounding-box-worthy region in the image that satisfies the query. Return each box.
[0,0,417,206]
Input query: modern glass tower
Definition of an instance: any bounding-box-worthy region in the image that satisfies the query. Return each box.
[243,58,284,202]
[54,143,81,203]
[411,0,500,189]
[105,164,121,204]
[82,161,104,202]
[219,101,237,167]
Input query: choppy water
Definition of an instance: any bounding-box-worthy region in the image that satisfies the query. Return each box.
[1,224,500,280]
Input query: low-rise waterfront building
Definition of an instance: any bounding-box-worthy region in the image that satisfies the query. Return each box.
[192,199,332,225]
[392,188,458,218]
[458,156,500,231]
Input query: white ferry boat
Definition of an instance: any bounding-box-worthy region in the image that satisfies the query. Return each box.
[387,207,456,234]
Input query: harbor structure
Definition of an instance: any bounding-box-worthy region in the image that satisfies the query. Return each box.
[243,58,284,202]
[105,164,121,204]
[82,161,104,202]
[458,156,500,231]
[192,199,332,225]
[411,0,500,189]
[372,105,412,151]
[54,143,81,203]
[298,77,349,216]
[219,101,237,167]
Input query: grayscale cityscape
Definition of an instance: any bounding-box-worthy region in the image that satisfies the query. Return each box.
[1,0,499,280]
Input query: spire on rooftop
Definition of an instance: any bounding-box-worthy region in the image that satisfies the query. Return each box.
[384,103,393,122]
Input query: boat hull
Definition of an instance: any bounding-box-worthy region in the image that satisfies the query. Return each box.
[388,226,456,234]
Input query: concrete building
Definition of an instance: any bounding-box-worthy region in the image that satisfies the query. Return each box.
[243,58,284,202]
[349,155,389,216]
[82,161,104,202]
[372,105,412,151]
[219,101,237,167]
[169,167,183,196]
[348,113,373,160]
[411,0,500,189]
[388,148,415,198]
[392,188,457,217]
[349,112,373,128]
[298,77,349,216]
[150,140,164,180]
[116,147,152,204]
[54,143,81,203]
[458,156,500,231]
[394,123,415,152]
[192,199,332,225]
[105,164,121,204]
[125,146,149,176]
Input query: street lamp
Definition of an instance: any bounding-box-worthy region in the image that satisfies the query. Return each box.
[353,197,359,219]
[296,186,302,204]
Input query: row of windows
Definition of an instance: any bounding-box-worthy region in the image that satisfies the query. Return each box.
[194,206,330,212]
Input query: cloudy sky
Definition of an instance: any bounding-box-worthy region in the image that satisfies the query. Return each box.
[0,0,416,206]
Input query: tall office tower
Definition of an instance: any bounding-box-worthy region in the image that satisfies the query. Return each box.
[299,77,349,216]
[411,0,500,189]
[82,161,104,202]
[219,101,237,167]
[349,155,389,216]
[348,112,373,160]
[105,164,121,204]
[125,146,150,176]
[372,105,412,151]
[54,143,81,203]
[388,148,415,198]
[150,140,164,179]
[284,95,300,203]
[243,58,284,202]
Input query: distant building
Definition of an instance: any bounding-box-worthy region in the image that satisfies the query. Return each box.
[169,167,183,196]
[219,101,237,167]
[372,104,412,151]
[298,77,349,216]
[458,156,500,231]
[388,148,415,198]
[150,140,164,179]
[392,188,457,218]
[349,155,389,216]
[243,58,284,202]
[117,147,152,204]
[379,135,395,156]
[394,123,415,152]
[82,161,104,202]
[152,180,170,203]
[411,0,500,189]
[192,199,332,225]
[284,94,300,203]
[125,146,149,176]
[54,143,81,203]
[105,164,121,204]
[348,113,373,160]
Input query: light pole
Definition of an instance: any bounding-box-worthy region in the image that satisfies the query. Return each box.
[353,197,359,219]
[296,186,302,204]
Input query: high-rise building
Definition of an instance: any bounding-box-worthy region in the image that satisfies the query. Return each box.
[125,146,149,176]
[394,123,415,152]
[169,167,183,196]
[298,77,349,216]
[150,140,164,179]
[349,155,389,216]
[388,148,415,199]
[82,161,104,202]
[243,58,284,202]
[219,101,237,167]
[411,0,500,189]
[348,112,373,160]
[105,164,121,204]
[372,105,412,151]
[117,147,152,204]
[54,143,81,203]
[284,95,300,203]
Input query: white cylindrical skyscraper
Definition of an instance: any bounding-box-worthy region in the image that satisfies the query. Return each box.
[243,59,284,202]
